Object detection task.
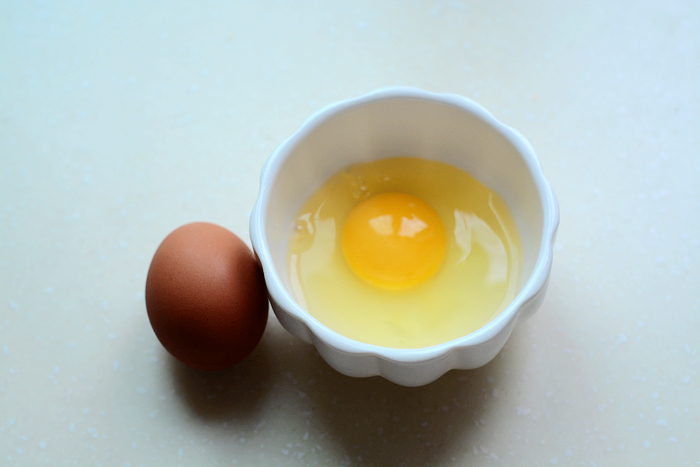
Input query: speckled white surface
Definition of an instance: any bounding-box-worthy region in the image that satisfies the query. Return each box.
[1,1,698,466]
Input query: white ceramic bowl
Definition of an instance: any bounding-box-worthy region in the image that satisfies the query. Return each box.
[250,87,559,387]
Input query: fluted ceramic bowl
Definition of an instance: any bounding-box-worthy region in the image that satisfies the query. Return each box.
[250,87,559,387]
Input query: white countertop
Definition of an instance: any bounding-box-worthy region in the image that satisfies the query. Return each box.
[1,1,698,465]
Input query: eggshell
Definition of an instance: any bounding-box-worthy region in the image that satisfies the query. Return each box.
[145,222,269,370]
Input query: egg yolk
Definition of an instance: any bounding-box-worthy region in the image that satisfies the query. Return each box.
[341,192,447,290]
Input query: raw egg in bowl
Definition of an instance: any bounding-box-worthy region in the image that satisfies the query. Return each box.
[250,87,559,387]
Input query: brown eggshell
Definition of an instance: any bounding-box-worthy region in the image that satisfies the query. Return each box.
[145,222,269,370]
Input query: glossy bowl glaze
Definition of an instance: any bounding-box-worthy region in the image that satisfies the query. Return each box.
[250,87,559,386]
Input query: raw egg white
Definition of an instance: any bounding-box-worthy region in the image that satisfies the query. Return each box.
[288,157,522,349]
[146,222,268,370]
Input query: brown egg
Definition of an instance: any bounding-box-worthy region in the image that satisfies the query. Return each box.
[145,222,268,370]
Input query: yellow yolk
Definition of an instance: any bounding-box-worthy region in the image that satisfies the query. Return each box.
[341,192,447,290]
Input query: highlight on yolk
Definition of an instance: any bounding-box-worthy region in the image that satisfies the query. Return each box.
[341,192,447,290]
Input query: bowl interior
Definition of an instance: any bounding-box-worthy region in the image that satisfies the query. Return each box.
[263,95,546,323]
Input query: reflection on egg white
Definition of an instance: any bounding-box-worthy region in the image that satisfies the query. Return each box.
[290,203,336,311]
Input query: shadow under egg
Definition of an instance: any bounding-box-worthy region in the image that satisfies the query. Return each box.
[166,327,275,423]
